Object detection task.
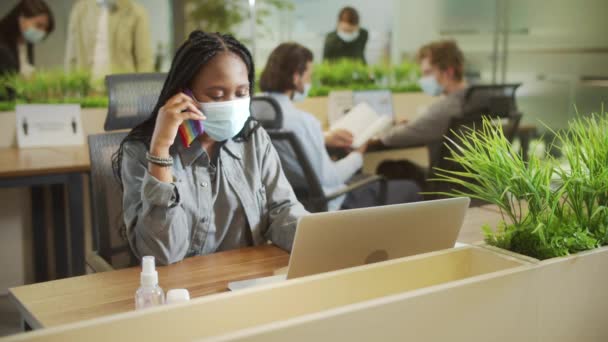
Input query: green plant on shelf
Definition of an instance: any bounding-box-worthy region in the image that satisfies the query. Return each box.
[0,70,108,110]
[430,109,608,260]
[309,59,420,97]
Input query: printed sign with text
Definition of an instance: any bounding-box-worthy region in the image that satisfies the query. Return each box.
[16,104,84,148]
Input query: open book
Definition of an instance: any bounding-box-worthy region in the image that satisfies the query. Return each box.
[329,102,393,148]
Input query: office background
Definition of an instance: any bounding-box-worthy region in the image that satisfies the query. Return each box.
[0,0,606,294]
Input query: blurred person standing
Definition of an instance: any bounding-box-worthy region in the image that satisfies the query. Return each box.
[65,0,153,79]
[322,6,368,64]
[0,0,55,77]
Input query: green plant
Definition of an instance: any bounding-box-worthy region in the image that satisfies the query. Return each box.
[306,59,421,97]
[430,111,608,260]
[0,70,108,110]
[393,60,420,85]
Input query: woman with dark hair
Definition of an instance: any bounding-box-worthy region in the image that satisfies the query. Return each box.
[0,0,55,76]
[115,30,307,265]
[323,6,368,63]
[260,42,421,211]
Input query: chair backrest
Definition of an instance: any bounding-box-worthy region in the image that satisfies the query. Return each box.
[426,84,523,201]
[88,132,135,268]
[250,96,283,129]
[266,129,328,212]
[105,73,167,131]
[462,83,521,118]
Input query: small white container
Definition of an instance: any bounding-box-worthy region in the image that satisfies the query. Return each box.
[166,289,191,305]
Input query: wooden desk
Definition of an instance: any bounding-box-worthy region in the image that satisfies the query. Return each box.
[8,206,504,330]
[0,145,91,281]
[9,245,289,329]
[0,146,90,178]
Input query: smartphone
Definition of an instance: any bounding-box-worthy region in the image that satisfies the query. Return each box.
[177,89,204,148]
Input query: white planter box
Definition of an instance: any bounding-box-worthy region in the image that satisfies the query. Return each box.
[482,244,608,342]
[6,246,533,341]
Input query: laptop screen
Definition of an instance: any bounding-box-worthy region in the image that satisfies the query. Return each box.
[353,90,394,119]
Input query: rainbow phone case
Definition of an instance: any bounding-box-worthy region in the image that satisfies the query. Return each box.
[178,89,204,148]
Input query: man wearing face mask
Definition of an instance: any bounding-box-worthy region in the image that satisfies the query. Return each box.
[373,40,468,149]
[323,6,368,64]
[0,0,54,79]
[261,43,421,211]
[65,0,153,79]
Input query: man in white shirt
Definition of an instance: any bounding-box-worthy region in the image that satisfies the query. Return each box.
[259,43,421,211]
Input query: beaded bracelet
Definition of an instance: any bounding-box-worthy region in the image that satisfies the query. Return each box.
[146,152,174,167]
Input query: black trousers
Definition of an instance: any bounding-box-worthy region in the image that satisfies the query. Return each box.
[341,176,422,210]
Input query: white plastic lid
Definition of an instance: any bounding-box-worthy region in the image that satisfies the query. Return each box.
[166,289,190,305]
[140,256,158,287]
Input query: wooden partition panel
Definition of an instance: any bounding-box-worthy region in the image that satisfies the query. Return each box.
[6,246,529,342]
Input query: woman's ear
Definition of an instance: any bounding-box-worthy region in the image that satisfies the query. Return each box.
[445,67,455,80]
[292,72,301,89]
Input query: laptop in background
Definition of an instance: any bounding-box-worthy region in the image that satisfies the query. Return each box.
[353,89,395,119]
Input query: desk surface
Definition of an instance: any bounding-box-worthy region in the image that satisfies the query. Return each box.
[0,145,90,178]
[9,206,504,329]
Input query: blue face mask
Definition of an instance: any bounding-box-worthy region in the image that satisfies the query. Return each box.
[292,83,311,102]
[418,75,444,97]
[199,97,251,141]
[23,27,45,44]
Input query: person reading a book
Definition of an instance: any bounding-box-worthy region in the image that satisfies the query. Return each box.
[371,40,468,149]
[260,42,421,211]
[114,31,307,265]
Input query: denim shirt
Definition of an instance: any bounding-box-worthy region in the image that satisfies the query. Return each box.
[121,122,308,265]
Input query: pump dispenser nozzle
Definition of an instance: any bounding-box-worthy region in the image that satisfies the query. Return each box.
[135,256,164,309]
[140,256,158,287]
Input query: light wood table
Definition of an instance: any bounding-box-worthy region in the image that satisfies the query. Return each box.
[0,145,91,281]
[0,145,90,178]
[8,205,504,330]
[9,245,289,329]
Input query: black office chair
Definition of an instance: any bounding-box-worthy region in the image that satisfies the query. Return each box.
[425,84,523,203]
[104,73,167,131]
[267,129,385,212]
[250,96,283,129]
[249,96,386,212]
[87,132,136,271]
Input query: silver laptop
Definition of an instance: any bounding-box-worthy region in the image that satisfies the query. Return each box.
[228,197,470,290]
[353,89,394,119]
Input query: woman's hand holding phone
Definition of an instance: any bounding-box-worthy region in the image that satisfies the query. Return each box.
[150,92,205,157]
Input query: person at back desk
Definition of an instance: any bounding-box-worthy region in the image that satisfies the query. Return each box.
[323,6,368,64]
[260,42,421,211]
[371,40,468,149]
[0,0,54,78]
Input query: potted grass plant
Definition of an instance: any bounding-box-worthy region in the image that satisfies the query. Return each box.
[430,109,608,340]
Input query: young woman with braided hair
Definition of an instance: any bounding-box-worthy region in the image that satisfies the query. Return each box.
[114,30,307,265]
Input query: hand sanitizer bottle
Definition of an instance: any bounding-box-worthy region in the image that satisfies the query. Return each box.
[135,256,165,310]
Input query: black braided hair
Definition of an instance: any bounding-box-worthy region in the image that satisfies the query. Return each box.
[112,30,258,185]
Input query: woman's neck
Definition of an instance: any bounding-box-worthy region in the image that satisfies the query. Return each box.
[199,134,218,159]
